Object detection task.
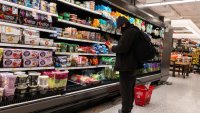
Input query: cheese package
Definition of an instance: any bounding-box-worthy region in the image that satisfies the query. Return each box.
[0,26,21,35]
[24,36,40,45]
[3,49,22,59]
[22,50,39,59]
[40,38,54,47]
[39,58,53,67]
[1,34,20,44]
[3,59,22,68]
[23,59,39,67]
[39,51,52,58]
[23,29,40,38]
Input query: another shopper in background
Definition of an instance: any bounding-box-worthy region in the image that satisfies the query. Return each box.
[107,16,142,113]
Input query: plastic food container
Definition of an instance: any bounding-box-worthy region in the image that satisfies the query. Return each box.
[38,75,49,86]
[28,72,41,86]
[47,71,69,89]
[15,74,28,90]
[39,85,48,94]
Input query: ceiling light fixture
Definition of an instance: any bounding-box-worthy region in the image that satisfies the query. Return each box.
[137,0,200,8]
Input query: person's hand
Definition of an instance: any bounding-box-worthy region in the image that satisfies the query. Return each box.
[107,44,113,50]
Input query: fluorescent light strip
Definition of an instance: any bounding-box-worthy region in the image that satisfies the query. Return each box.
[138,0,200,7]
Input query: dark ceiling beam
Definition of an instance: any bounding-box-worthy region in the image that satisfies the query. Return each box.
[105,0,165,27]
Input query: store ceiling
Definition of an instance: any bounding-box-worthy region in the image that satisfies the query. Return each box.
[136,0,200,42]
[136,0,200,28]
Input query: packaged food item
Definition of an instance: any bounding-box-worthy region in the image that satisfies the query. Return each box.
[38,75,49,86]
[28,71,41,96]
[40,38,54,47]
[0,26,21,35]
[0,73,16,97]
[15,74,28,90]
[24,36,40,45]
[39,51,52,58]
[40,0,48,11]
[28,71,41,87]
[23,59,39,67]
[0,4,18,23]
[55,56,67,67]
[38,75,49,94]
[0,48,3,61]
[49,2,57,14]
[70,14,77,19]
[37,14,52,28]
[23,29,40,38]
[47,71,69,89]
[19,10,37,26]
[54,43,61,52]
[3,59,22,68]
[22,50,39,59]
[0,34,21,44]
[39,58,53,67]
[70,74,98,85]
[3,49,22,59]
[60,43,68,52]
[32,0,40,10]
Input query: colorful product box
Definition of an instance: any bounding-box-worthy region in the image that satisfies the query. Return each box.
[23,59,39,67]
[22,50,39,59]
[39,51,52,58]
[0,26,21,35]
[3,59,22,68]
[0,4,18,23]
[40,38,54,47]
[1,34,21,44]
[23,29,40,38]
[3,49,22,59]
[24,36,40,45]
[39,58,53,67]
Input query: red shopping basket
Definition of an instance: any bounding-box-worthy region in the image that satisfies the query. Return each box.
[134,85,154,106]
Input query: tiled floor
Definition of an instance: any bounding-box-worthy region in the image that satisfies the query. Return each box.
[81,74,200,113]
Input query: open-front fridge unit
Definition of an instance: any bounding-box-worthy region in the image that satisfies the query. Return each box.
[0,0,170,112]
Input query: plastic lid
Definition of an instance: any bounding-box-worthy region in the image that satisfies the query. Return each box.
[39,75,49,79]
[29,73,41,76]
[14,72,26,75]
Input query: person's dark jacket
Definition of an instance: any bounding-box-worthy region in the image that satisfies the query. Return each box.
[112,24,142,71]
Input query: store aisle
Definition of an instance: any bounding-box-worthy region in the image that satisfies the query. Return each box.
[81,74,200,113]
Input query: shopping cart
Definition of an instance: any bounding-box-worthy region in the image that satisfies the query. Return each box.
[134,85,154,106]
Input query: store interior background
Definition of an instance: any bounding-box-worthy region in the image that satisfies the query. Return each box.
[1,0,200,113]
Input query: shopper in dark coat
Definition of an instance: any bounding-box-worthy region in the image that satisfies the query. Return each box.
[107,16,141,113]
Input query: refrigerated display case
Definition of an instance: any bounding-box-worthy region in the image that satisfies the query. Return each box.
[0,0,171,113]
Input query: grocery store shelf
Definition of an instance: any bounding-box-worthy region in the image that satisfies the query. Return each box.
[98,54,116,56]
[0,0,58,17]
[97,65,113,68]
[0,22,56,33]
[56,65,113,70]
[0,67,55,72]
[56,66,98,70]
[0,43,56,50]
[58,19,100,30]
[57,0,101,15]
[55,52,98,56]
[57,37,105,44]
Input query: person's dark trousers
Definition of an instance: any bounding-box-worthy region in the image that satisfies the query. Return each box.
[119,71,136,113]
